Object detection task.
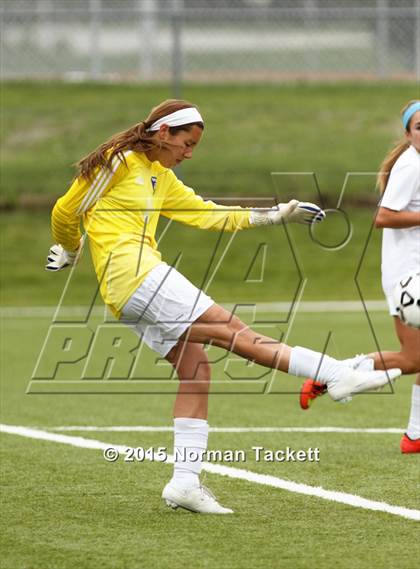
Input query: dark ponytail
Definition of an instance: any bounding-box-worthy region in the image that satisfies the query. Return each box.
[77,99,204,180]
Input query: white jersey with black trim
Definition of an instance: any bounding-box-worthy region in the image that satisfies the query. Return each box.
[380,145,420,296]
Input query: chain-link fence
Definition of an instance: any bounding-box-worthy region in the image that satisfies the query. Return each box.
[1,0,419,86]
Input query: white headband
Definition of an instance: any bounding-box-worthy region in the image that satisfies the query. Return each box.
[147,107,204,131]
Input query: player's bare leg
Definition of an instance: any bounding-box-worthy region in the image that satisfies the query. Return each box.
[183,304,291,369]
[161,304,401,512]
[181,303,400,402]
[369,317,420,374]
[367,318,420,453]
[167,341,211,420]
[162,341,233,514]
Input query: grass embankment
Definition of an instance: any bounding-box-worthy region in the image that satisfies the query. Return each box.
[1,81,415,204]
[1,81,415,304]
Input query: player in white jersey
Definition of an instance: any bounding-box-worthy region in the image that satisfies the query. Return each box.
[375,100,420,453]
[300,100,420,454]
[46,99,401,513]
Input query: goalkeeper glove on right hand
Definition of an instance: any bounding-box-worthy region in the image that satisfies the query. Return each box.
[250,200,325,226]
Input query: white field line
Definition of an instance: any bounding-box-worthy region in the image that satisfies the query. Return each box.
[44,426,404,434]
[0,300,388,318]
[1,424,418,522]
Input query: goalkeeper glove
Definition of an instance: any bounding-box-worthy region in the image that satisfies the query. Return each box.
[250,200,325,226]
[45,242,82,271]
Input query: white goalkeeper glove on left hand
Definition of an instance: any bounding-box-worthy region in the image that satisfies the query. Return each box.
[250,199,326,226]
[45,242,83,271]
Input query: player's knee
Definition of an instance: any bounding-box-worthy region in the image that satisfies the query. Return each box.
[192,346,211,381]
[400,353,420,375]
[168,342,211,381]
[166,342,183,366]
[408,358,420,374]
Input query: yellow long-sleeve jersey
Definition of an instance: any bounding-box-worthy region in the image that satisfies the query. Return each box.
[52,151,252,317]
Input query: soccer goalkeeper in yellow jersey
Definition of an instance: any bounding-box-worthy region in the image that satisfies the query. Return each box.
[47,99,401,514]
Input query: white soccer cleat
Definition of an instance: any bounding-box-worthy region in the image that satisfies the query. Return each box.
[162,483,234,514]
[327,367,401,402]
[336,355,375,402]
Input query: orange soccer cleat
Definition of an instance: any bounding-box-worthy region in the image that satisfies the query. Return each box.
[400,434,420,454]
[300,378,327,410]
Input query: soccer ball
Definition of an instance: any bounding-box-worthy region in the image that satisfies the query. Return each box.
[393,272,420,329]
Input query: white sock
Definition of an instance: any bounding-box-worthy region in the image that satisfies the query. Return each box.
[406,384,420,440]
[171,417,209,489]
[289,346,346,385]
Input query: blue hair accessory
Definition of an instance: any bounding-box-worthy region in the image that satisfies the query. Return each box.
[402,101,420,130]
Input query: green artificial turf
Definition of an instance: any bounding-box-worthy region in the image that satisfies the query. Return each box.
[1,313,419,569]
[2,80,419,569]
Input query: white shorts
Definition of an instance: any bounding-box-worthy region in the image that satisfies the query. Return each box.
[384,291,399,317]
[120,263,214,357]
